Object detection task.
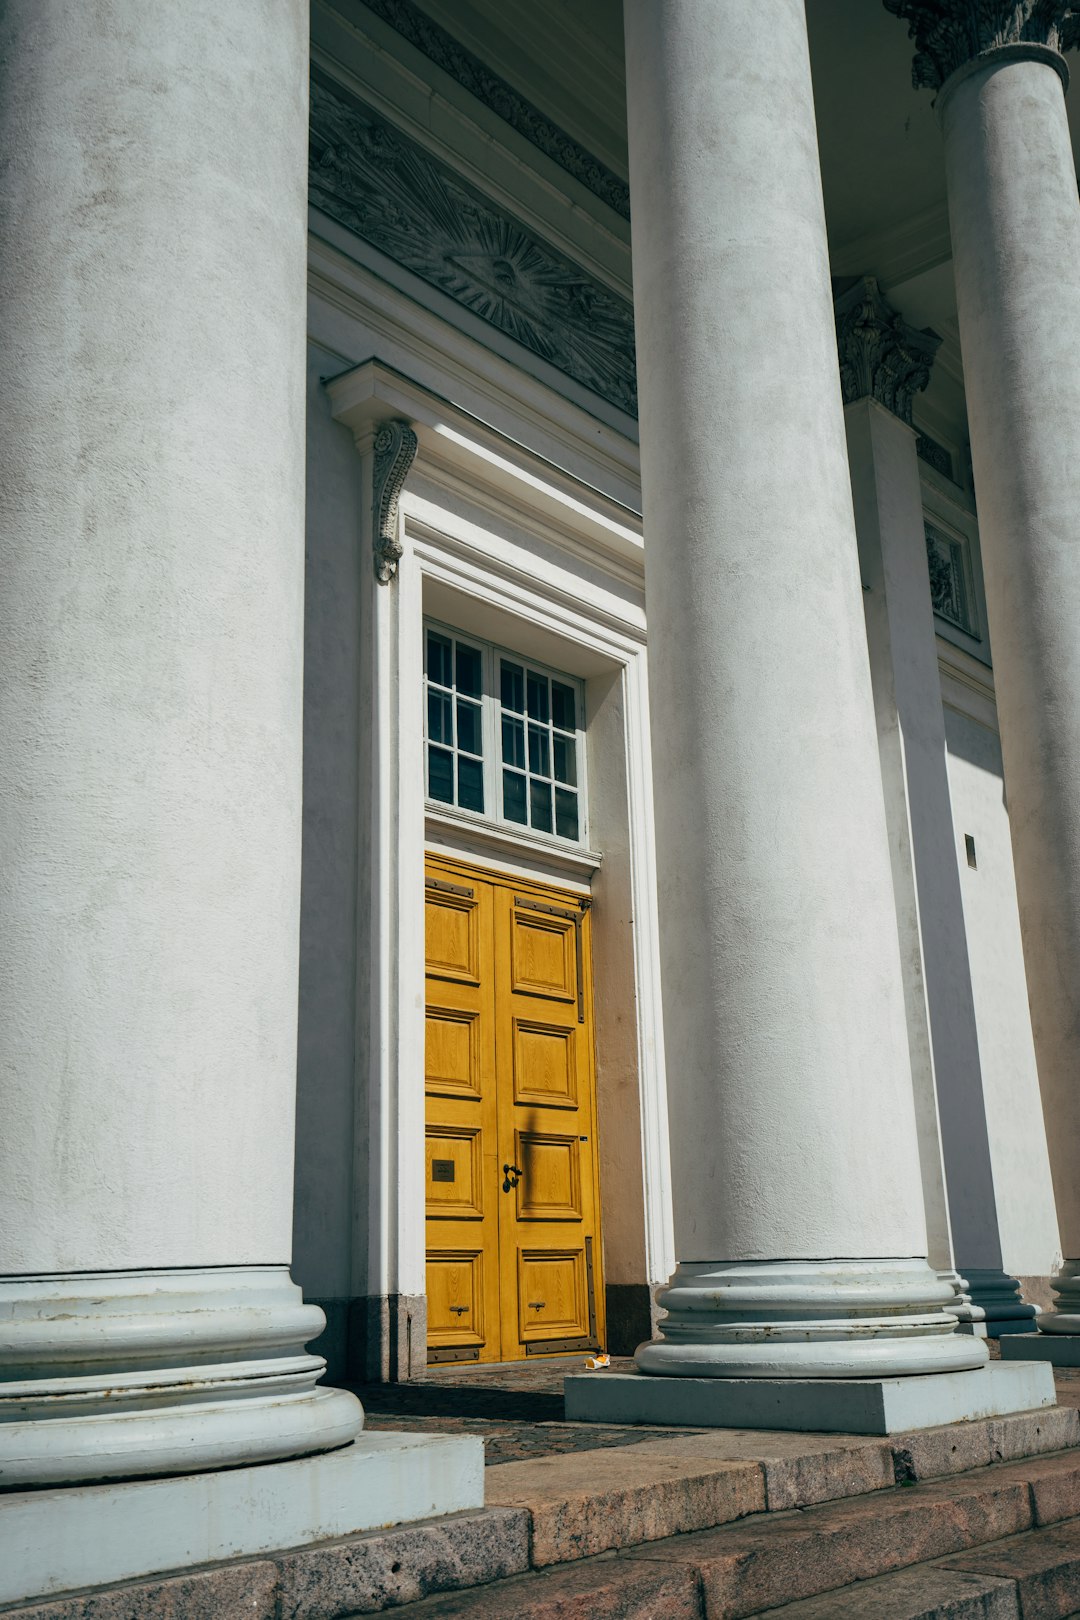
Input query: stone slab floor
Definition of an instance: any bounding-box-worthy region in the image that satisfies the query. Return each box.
[8,1363,1080,1617]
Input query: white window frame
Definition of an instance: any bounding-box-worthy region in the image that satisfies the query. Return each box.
[422,617,590,848]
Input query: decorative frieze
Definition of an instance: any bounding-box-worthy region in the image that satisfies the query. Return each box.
[916,431,954,481]
[882,1,1080,91]
[309,70,638,418]
[372,419,419,584]
[835,277,941,424]
[361,0,631,221]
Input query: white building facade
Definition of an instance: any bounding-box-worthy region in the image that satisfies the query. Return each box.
[5,0,1080,1602]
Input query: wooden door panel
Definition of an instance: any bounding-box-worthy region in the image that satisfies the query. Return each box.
[512,1018,578,1108]
[510,909,576,1002]
[515,1131,582,1220]
[425,1126,484,1219]
[426,887,481,984]
[426,1006,482,1098]
[517,1248,589,1342]
[428,1250,486,1348]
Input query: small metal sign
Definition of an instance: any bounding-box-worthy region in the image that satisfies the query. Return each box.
[431,1159,456,1183]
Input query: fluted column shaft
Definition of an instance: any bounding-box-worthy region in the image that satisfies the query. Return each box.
[624,0,983,1377]
[936,41,1080,1330]
[0,0,361,1481]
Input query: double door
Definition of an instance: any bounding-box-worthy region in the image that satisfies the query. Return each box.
[424,856,604,1363]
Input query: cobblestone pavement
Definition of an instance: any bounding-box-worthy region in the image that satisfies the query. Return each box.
[353,1355,1080,1467]
[351,1355,709,1465]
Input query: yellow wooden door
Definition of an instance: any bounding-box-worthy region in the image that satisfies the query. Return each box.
[425,857,604,1363]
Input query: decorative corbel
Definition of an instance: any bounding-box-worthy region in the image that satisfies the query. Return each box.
[372,418,418,584]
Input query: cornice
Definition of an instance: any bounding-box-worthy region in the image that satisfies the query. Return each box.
[358,0,630,219]
[882,1,1080,91]
[835,277,941,424]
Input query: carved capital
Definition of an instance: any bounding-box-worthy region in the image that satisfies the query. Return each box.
[372,419,418,585]
[835,278,941,425]
[882,1,1080,91]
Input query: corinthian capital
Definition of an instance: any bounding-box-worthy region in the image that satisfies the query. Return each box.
[882,1,1080,90]
[835,278,941,425]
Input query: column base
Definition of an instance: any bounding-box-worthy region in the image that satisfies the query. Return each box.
[0,1431,484,1609]
[961,1267,1039,1336]
[565,1358,1056,1434]
[634,1259,989,1379]
[0,1267,363,1487]
[939,1270,989,1337]
[1021,1259,1080,1338]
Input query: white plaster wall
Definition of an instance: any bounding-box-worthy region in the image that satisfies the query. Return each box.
[292,341,367,1307]
[943,702,1061,1278]
[0,0,309,1273]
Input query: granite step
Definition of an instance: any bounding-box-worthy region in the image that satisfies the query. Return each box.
[376,1452,1080,1619]
[763,1518,1080,1618]
[7,1410,1080,1618]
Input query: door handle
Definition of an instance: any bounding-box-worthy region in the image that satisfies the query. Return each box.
[502,1163,523,1191]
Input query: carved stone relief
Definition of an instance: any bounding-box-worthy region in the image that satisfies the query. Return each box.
[926,520,979,637]
[882,1,1080,90]
[309,70,638,418]
[835,277,941,425]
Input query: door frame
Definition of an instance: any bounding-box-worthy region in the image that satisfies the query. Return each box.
[330,360,674,1373]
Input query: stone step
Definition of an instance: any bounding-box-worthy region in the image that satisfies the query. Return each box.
[8,1411,1080,1617]
[377,1453,1080,1619]
[763,1518,1080,1618]
[483,1405,1079,1567]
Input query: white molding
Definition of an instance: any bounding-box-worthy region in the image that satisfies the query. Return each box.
[311,256,640,498]
[328,349,673,1320]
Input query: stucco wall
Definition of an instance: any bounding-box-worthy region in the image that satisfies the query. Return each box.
[943,702,1061,1279]
[292,340,366,1368]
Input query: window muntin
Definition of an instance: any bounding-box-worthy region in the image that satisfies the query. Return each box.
[499,659,580,841]
[424,627,485,814]
[423,621,586,845]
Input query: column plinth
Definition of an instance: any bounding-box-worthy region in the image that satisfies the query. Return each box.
[615,0,985,1401]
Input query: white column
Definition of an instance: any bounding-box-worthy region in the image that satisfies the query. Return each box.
[836,279,1035,1337]
[886,3,1080,1344]
[0,0,362,1482]
[624,0,983,1378]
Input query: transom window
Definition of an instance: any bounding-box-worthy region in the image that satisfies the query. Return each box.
[423,622,586,844]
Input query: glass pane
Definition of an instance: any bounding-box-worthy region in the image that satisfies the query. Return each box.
[502,714,525,769]
[426,631,452,689]
[553,734,577,786]
[503,768,527,824]
[427,689,452,745]
[501,661,524,714]
[457,754,484,814]
[552,680,576,733]
[526,671,549,722]
[529,778,553,833]
[456,697,482,757]
[428,745,454,804]
[555,787,579,841]
[528,723,550,777]
[456,641,483,698]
